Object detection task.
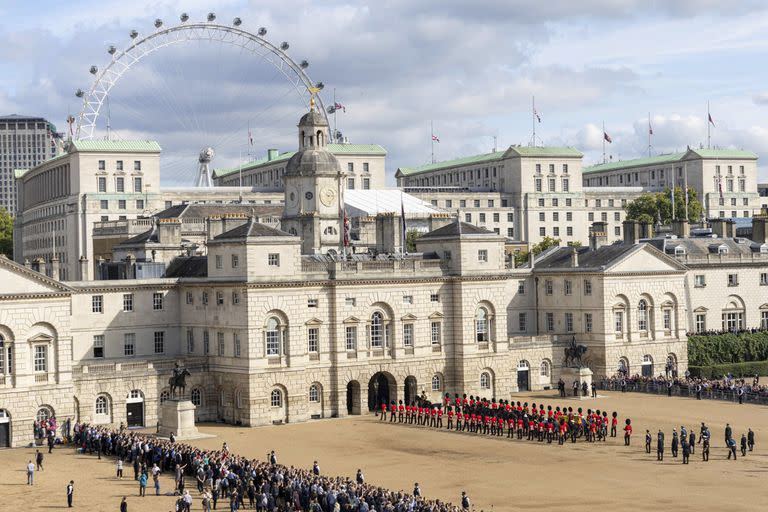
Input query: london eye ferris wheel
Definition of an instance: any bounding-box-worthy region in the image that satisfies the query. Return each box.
[73,12,329,185]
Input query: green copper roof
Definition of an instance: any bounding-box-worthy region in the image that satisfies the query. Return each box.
[583,148,758,175]
[69,140,162,153]
[396,146,582,177]
[213,143,386,178]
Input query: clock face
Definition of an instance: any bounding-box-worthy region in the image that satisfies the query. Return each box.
[320,187,336,207]
[305,191,314,200]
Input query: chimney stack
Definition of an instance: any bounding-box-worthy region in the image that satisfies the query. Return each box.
[752,207,768,244]
[570,246,579,267]
[207,216,225,240]
[157,218,182,246]
[50,256,60,281]
[711,218,735,239]
[79,256,89,281]
[589,221,608,250]
[671,219,690,238]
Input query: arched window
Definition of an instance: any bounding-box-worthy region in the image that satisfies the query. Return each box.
[0,334,5,375]
[270,389,283,407]
[127,389,143,400]
[480,372,491,390]
[190,388,202,406]
[265,317,282,356]
[36,407,53,423]
[323,226,337,235]
[475,308,488,342]
[235,390,243,409]
[159,390,170,404]
[317,130,324,147]
[642,354,654,377]
[95,395,109,415]
[637,300,648,331]
[431,374,441,391]
[309,384,319,402]
[539,360,550,377]
[370,311,384,348]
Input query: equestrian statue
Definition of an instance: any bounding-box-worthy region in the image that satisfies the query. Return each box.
[564,336,588,368]
[168,362,191,399]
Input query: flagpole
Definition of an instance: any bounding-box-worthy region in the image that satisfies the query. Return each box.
[684,161,689,222]
[648,112,652,157]
[333,88,338,143]
[707,101,711,149]
[602,121,606,164]
[430,120,435,164]
[532,96,536,147]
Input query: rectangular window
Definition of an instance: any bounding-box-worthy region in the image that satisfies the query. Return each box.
[762,311,768,330]
[588,212,594,221]
[614,312,623,333]
[584,280,592,295]
[363,162,369,172]
[118,199,126,210]
[308,328,319,353]
[465,213,472,222]
[565,312,574,332]
[545,280,553,295]
[154,332,165,354]
[203,331,210,355]
[403,324,414,347]
[123,293,134,312]
[186,329,195,354]
[216,291,224,305]
[92,295,103,313]
[217,332,225,356]
[347,177,355,189]
[124,333,135,356]
[345,326,357,351]
[539,212,545,222]
[153,292,163,310]
[539,227,546,236]
[402,295,413,304]
[479,213,486,223]
[133,160,141,171]
[430,293,440,302]
[116,160,123,171]
[133,177,142,192]
[268,253,280,266]
[568,227,574,236]
[492,212,499,223]
[34,345,47,372]
[508,228,514,237]
[215,255,223,269]
[474,199,481,208]
[546,312,554,332]
[562,178,569,192]
[548,178,556,191]
[478,249,488,262]
[362,178,370,189]
[518,280,525,294]
[663,309,672,331]
[694,275,706,287]
[564,280,572,296]
[535,178,542,192]
[93,335,104,358]
[585,313,593,333]
[761,273,768,286]
[345,297,356,307]
[728,274,739,286]
[186,291,193,304]
[553,227,560,237]
[232,291,240,305]
[136,199,144,210]
[307,298,319,308]
[347,162,354,172]
[518,312,527,331]
[231,254,239,268]
[116,177,124,192]
[100,200,108,210]
[431,322,441,345]
[234,333,241,357]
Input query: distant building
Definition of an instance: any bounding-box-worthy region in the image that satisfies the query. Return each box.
[0,115,61,215]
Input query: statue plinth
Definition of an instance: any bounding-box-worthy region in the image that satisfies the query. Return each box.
[158,399,213,440]
[560,366,594,400]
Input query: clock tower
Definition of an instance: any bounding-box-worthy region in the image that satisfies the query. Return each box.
[282,103,344,254]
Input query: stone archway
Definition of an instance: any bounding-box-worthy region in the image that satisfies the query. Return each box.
[346,381,361,415]
[404,376,417,405]
[368,372,396,412]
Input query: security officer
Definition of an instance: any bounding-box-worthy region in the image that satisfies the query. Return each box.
[701,428,711,461]
[671,429,679,458]
[645,430,652,454]
[657,430,665,461]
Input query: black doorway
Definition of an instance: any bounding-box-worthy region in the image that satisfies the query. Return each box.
[368,372,393,411]
[404,376,417,405]
[126,402,144,427]
[346,381,361,415]
[0,422,9,447]
[517,370,529,392]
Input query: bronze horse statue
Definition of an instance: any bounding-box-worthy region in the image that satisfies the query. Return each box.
[564,343,588,368]
[168,368,190,398]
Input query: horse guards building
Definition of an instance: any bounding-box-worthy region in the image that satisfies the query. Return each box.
[2,104,768,448]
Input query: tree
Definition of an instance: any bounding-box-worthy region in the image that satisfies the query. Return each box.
[514,236,561,267]
[405,228,420,253]
[624,187,703,225]
[0,208,12,258]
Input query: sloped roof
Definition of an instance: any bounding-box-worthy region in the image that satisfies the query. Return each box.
[213,218,293,241]
[534,244,639,270]
[68,140,162,153]
[344,189,442,217]
[583,148,758,175]
[155,203,283,220]
[419,221,496,239]
[164,256,208,278]
[213,143,386,178]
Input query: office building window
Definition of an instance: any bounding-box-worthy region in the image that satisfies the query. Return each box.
[154,331,165,354]
[153,292,163,310]
[308,328,319,353]
[92,295,103,313]
[403,324,414,347]
[268,253,280,266]
[345,326,357,351]
[93,335,104,358]
[124,333,135,356]
[123,293,133,312]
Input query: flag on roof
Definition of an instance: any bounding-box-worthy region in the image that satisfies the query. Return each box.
[343,209,350,247]
[534,108,541,123]
[248,127,253,146]
[432,134,440,143]
[708,113,715,127]
[334,102,346,113]
[603,132,612,143]
[648,121,653,135]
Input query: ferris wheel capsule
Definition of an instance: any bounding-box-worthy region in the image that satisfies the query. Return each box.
[280,42,289,51]
[154,19,163,29]
[129,30,138,39]
[300,60,309,69]
[315,81,325,90]
[75,89,84,98]
[233,17,242,26]
[258,27,267,37]
[180,13,189,23]
[207,12,216,22]
[89,65,98,75]
[107,45,117,55]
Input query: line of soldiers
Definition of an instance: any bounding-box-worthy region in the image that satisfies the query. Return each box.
[645,422,756,462]
[381,393,631,445]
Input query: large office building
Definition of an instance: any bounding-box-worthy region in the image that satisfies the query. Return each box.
[0,114,61,215]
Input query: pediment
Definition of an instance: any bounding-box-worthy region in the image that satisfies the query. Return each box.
[28,333,54,343]
[342,316,360,324]
[693,306,709,313]
[608,245,687,274]
[0,256,72,295]
[305,317,324,326]
[428,311,444,320]
[401,313,418,321]
[760,304,768,310]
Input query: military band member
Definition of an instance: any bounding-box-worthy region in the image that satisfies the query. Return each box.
[623,419,632,446]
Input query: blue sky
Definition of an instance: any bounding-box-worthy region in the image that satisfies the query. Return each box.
[2,0,768,184]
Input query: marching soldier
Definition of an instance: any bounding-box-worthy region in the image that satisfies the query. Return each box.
[671,429,679,458]
[623,419,632,446]
[657,430,665,461]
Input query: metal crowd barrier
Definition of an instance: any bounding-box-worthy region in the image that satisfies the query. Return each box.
[596,380,768,405]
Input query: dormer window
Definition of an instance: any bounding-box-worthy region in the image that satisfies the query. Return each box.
[674,246,686,256]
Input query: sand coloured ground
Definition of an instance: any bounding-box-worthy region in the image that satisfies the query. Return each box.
[1,390,767,512]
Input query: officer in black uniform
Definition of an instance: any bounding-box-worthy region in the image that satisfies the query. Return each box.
[747,428,755,452]
[671,429,679,458]
[657,430,665,461]
[701,427,711,461]
[645,430,652,454]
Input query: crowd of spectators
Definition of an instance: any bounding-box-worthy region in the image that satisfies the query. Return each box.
[598,373,768,403]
